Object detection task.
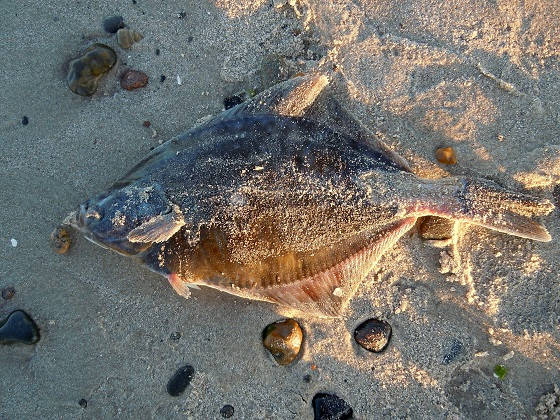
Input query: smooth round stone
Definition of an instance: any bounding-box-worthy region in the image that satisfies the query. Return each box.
[262,319,303,365]
[120,69,148,91]
[67,44,117,96]
[102,15,125,33]
[312,393,353,420]
[354,318,391,353]
[167,364,195,396]
[0,310,40,345]
[435,146,457,165]
[220,404,234,418]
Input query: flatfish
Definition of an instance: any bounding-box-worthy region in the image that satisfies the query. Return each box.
[63,74,554,316]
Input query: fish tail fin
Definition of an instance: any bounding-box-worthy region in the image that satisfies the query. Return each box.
[419,177,555,242]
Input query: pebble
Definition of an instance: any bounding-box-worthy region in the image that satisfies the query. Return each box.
[312,393,353,420]
[169,331,181,340]
[262,319,303,365]
[435,147,457,165]
[160,75,166,83]
[220,404,234,418]
[167,364,195,396]
[442,339,463,364]
[50,225,72,254]
[120,69,148,91]
[0,310,40,345]
[79,399,88,408]
[223,93,245,110]
[143,120,151,128]
[1,287,15,300]
[21,116,29,125]
[10,238,17,247]
[116,28,143,49]
[493,364,507,379]
[102,15,125,33]
[354,318,392,353]
[67,44,117,96]
[418,216,454,240]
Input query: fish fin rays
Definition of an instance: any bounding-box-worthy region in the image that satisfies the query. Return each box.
[419,177,554,242]
[254,217,417,317]
[167,273,192,299]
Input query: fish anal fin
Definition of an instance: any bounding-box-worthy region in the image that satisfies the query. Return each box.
[256,217,417,317]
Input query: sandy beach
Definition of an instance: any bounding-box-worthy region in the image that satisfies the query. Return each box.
[1,0,559,418]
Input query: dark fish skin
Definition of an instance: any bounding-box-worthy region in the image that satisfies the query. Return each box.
[65,74,554,316]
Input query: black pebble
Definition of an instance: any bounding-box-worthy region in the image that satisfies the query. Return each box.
[220,404,234,418]
[312,393,353,420]
[187,36,193,43]
[21,116,29,125]
[155,48,160,55]
[353,318,392,353]
[0,310,40,345]
[79,399,87,408]
[160,75,166,83]
[102,15,125,34]
[132,0,137,3]
[178,11,186,19]
[303,374,312,383]
[223,94,244,110]
[170,331,181,340]
[553,185,560,208]
[167,364,195,396]
[442,339,463,365]
[1,287,15,300]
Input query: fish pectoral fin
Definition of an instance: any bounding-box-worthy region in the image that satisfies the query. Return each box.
[127,204,185,243]
[167,273,192,299]
[225,73,329,118]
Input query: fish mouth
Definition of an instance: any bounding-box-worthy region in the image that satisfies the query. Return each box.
[62,204,88,231]
[61,204,153,256]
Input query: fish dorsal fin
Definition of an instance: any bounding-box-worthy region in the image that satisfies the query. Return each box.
[308,96,413,173]
[226,73,329,118]
[127,205,185,243]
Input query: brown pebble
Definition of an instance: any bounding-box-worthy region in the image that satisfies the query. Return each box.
[418,216,455,240]
[120,69,148,91]
[143,120,151,128]
[116,28,143,49]
[435,147,457,165]
[50,226,72,254]
[262,319,303,365]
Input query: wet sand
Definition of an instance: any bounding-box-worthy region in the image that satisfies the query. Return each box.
[1,0,559,418]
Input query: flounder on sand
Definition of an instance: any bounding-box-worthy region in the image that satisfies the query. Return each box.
[63,74,554,317]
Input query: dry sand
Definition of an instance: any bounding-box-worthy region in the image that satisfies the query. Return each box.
[1,0,559,418]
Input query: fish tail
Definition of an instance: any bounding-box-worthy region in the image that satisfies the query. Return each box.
[419,177,555,242]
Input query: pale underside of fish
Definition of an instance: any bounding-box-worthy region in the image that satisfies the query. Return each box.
[64,73,555,317]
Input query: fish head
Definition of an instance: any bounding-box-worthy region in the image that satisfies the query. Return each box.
[65,184,185,256]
